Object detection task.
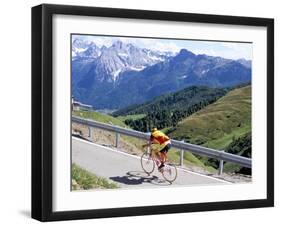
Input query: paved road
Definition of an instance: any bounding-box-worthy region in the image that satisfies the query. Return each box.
[72,137,229,188]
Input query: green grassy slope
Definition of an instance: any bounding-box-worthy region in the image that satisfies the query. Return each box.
[72,163,119,190]
[170,85,251,150]
[73,110,127,128]
[117,114,146,122]
[73,110,147,155]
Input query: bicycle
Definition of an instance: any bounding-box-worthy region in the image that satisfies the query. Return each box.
[141,146,178,184]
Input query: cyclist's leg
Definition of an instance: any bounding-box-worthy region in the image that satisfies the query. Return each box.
[158,151,166,163]
[149,147,161,166]
[153,151,161,166]
[159,144,171,167]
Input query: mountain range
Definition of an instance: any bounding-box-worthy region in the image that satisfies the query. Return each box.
[72,39,251,110]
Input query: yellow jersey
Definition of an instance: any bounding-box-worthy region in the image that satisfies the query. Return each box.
[151,130,170,145]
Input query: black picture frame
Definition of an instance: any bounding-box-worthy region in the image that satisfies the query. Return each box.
[31,3,274,222]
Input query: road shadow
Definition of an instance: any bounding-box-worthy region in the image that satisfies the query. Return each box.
[110,171,170,186]
[72,134,90,141]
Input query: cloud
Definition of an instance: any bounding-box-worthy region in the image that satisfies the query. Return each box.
[219,42,252,60]
[150,41,181,53]
[114,37,181,53]
[140,40,180,52]
[191,41,252,60]
[88,37,113,47]
[192,48,219,57]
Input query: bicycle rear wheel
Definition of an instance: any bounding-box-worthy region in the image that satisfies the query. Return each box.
[141,152,155,175]
[161,163,178,184]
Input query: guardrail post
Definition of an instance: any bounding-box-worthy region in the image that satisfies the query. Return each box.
[218,150,225,175]
[115,132,120,148]
[88,126,93,140]
[180,140,184,166]
[180,150,184,166]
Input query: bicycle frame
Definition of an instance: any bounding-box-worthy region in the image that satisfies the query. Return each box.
[146,146,166,166]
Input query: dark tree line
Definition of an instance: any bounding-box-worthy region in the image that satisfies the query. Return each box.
[124,97,223,132]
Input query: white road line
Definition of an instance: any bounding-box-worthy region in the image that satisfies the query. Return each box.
[177,167,232,184]
[72,136,231,184]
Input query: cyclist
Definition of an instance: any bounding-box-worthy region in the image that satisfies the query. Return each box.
[143,127,171,171]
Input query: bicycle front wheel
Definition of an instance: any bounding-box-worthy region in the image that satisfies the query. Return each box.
[141,152,155,175]
[161,163,178,184]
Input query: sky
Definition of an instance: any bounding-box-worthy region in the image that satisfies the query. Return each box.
[72,34,252,60]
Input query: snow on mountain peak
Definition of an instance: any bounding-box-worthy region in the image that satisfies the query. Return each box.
[73,39,172,82]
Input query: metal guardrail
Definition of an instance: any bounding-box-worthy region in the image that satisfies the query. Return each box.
[72,116,252,173]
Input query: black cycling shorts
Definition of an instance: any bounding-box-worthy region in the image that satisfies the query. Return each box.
[160,143,171,154]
